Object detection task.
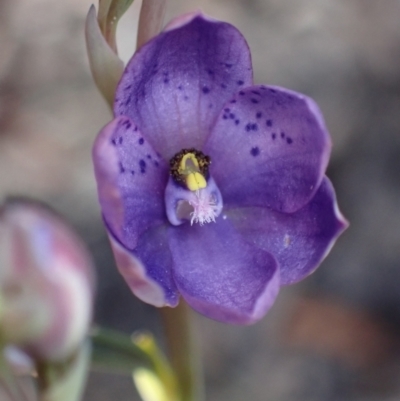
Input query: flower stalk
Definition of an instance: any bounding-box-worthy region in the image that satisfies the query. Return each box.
[160,302,204,401]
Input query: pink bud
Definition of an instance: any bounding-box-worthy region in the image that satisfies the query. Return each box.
[0,200,95,361]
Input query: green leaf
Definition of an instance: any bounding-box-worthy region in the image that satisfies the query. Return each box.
[90,327,153,374]
[133,333,179,401]
[133,368,170,401]
[91,327,180,401]
[97,0,113,31]
[98,0,135,53]
[85,5,124,107]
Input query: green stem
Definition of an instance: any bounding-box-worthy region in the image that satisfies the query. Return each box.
[160,302,204,401]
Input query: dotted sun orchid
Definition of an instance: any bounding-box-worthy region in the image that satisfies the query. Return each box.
[92,12,348,325]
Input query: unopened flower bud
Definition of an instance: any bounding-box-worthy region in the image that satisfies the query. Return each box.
[0,199,95,361]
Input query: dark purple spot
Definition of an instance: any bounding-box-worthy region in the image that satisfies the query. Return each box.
[208,103,213,109]
[230,99,237,104]
[239,91,245,96]
[286,137,293,144]
[184,96,189,101]
[224,108,230,113]
[111,138,116,146]
[118,137,123,144]
[245,123,252,132]
[225,63,233,68]
[202,86,210,94]
[138,138,144,145]
[235,119,240,125]
[221,83,227,89]
[270,89,277,93]
[272,133,276,140]
[237,80,244,86]
[119,162,125,173]
[252,90,261,95]
[223,115,228,120]
[229,113,235,119]
[266,120,273,127]
[177,85,183,90]
[251,147,260,157]
[281,132,285,138]
[256,112,262,119]
[207,69,214,75]
[163,78,169,84]
[251,123,258,131]
[124,97,131,106]
[147,154,152,160]
[154,161,159,167]
[134,126,138,132]
[123,120,132,129]
[130,170,135,175]
[125,84,132,90]
[139,160,146,173]
[251,99,259,104]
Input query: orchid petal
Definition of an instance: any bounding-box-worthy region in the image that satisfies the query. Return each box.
[114,14,253,158]
[92,116,168,250]
[204,85,331,213]
[93,116,179,306]
[168,218,279,324]
[108,228,178,307]
[228,177,348,285]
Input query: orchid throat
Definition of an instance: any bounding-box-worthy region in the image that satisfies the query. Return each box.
[165,148,223,226]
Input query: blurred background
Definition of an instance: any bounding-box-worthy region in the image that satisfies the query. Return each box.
[1,0,400,400]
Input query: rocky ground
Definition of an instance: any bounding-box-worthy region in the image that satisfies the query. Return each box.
[1,0,400,400]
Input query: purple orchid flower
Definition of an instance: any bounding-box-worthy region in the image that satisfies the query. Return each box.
[92,12,348,324]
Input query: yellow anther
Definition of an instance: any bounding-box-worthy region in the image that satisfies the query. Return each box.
[178,153,199,175]
[170,149,210,191]
[186,172,207,191]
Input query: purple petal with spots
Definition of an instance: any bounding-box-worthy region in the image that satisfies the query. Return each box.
[93,116,169,249]
[204,85,331,213]
[108,229,178,307]
[227,177,348,285]
[93,116,179,306]
[168,217,280,324]
[114,13,252,159]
